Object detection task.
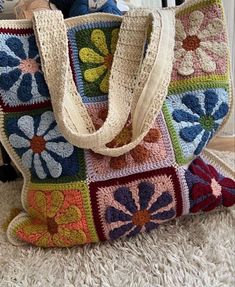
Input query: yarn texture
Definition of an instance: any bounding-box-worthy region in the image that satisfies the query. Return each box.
[0,0,234,248]
[0,0,4,13]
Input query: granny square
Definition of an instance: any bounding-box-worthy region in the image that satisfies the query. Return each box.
[90,167,183,241]
[84,102,176,182]
[163,87,229,165]
[68,21,121,103]
[0,29,51,112]
[4,108,87,183]
[15,182,98,247]
[171,3,228,86]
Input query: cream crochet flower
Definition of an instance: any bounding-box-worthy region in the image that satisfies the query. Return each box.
[175,10,227,76]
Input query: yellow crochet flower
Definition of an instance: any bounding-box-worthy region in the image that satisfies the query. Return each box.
[20,190,86,247]
[79,28,119,93]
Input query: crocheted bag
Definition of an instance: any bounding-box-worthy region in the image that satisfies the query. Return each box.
[0,0,234,247]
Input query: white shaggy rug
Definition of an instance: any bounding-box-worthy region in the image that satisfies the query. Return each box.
[0,175,234,286]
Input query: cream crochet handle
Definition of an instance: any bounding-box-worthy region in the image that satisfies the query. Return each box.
[33,9,175,157]
[95,9,175,156]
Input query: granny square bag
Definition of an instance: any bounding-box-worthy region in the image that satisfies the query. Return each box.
[0,0,234,247]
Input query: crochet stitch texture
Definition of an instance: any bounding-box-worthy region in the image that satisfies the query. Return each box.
[0,0,4,13]
[0,0,234,247]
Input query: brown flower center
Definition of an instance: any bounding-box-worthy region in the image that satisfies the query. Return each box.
[47,217,58,235]
[182,35,201,51]
[132,210,151,226]
[19,59,40,74]
[144,128,161,143]
[30,136,46,154]
[104,54,113,69]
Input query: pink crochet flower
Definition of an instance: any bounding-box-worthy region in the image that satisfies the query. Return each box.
[174,10,227,76]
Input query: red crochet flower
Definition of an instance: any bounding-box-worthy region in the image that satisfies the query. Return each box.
[189,158,235,213]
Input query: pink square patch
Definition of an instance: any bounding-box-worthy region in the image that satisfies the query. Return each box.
[172,4,228,82]
[85,102,175,182]
[90,167,183,241]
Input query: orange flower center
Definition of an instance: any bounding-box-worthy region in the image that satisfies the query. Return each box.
[182,35,201,51]
[47,217,58,235]
[211,178,222,198]
[19,59,40,74]
[132,210,151,226]
[30,136,46,154]
[104,54,113,69]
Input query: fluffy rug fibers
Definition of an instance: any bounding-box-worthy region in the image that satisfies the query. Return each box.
[0,176,234,287]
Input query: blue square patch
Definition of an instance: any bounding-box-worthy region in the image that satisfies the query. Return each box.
[163,88,229,165]
[4,109,86,183]
[0,32,50,111]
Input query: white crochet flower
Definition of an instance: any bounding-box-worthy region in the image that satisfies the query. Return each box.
[9,111,74,179]
[175,10,227,76]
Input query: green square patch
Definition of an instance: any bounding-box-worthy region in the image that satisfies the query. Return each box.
[68,20,121,103]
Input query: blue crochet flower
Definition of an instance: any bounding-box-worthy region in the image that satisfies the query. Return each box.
[105,182,175,240]
[0,35,49,104]
[172,90,229,155]
[8,111,75,180]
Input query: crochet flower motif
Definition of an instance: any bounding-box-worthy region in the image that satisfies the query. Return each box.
[9,111,74,179]
[105,182,176,240]
[188,158,235,213]
[19,191,86,247]
[79,28,119,93]
[175,10,227,76]
[172,90,228,155]
[0,36,49,103]
[94,108,161,169]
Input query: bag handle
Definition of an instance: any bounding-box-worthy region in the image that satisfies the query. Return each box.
[93,9,175,156]
[32,10,160,150]
[33,9,175,156]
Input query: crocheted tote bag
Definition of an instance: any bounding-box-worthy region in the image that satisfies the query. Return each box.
[0,0,234,247]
